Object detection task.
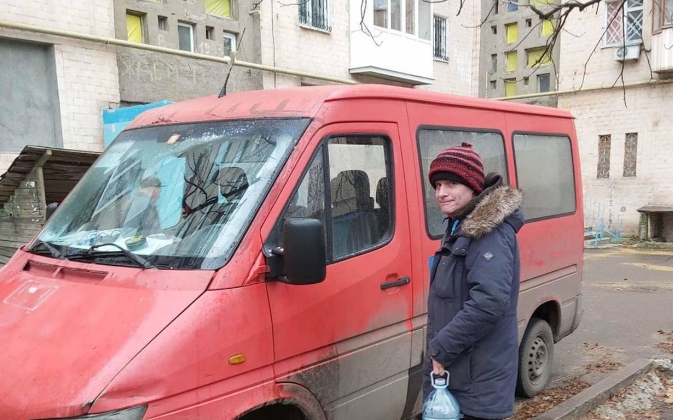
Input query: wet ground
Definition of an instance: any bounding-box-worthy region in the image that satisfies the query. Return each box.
[513,246,673,419]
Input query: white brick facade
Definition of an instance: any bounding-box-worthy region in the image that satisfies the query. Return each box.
[558,0,673,236]
[258,0,480,96]
[0,0,119,174]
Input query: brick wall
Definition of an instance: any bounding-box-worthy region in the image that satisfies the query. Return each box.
[559,84,673,236]
[0,0,119,174]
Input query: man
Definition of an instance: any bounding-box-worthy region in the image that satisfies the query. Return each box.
[124,177,163,235]
[424,142,525,420]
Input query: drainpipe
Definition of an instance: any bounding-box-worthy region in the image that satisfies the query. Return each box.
[0,19,358,86]
[492,77,673,101]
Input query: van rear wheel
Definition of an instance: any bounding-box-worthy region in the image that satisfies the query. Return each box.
[516,318,554,398]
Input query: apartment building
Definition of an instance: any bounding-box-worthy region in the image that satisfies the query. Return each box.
[256,0,480,96]
[113,0,263,104]
[478,0,559,107]
[0,0,120,174]
[555,0,673,239]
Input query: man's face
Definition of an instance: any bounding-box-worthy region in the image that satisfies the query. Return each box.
[434,179,475,217]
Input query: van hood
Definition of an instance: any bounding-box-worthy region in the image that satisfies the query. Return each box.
[0,252,213,420]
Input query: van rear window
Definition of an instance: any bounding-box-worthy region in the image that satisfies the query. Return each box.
[418,128,508,238]
[513,134,576,221]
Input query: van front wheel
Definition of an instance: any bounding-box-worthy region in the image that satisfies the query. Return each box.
[516,318,554,398]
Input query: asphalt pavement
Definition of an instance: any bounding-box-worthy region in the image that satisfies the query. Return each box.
[552,246,673,387]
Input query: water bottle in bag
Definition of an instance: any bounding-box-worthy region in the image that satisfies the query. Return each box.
[422,372,461,420]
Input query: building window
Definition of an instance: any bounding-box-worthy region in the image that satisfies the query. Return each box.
[598,135,611,179]
[542,19,554,36]
[527,47,552,67]
[178,22,195,52]
[223,31,237,56]
[374,0,431,37]
[205,0,232,19]
[508,0,519,12]
[505,78,517,97]
[126,12,144,44]
[513,134,576,221]
[523,76,529,85]
[506,22,518,43]
[605,0,643,46]
[491,25,498,34]
[537,73,551,92]
[494,0,499,14]
[654,0,673,32]
[526,18,532,27]
[300,0,331,32]
[158,16,168,31]
[624,133,638,177]
[491,54,498,72]
[206,26,215,40]
[506,50,517,71]
[433,16,448,61]
[490,80,497,89]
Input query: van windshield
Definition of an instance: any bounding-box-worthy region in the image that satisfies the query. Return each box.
[30,118,310,270]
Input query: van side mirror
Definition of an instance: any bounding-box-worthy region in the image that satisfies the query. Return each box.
[278,218,326,285]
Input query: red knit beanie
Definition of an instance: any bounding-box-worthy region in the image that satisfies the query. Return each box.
[428,142,485,194]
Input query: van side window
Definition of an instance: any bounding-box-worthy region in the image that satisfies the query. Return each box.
[513,134,576,221]
[278,136,393,262]
[417,128,507,238]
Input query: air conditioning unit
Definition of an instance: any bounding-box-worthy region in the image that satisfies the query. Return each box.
[614,45,641,61]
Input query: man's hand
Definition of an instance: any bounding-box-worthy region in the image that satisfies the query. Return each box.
[432,358,445,376]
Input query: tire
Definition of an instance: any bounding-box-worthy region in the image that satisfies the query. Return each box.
[516,318,554,398]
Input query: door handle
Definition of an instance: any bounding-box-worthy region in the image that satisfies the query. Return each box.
[381,277,410,290]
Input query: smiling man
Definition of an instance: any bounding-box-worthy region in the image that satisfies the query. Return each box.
[423,142,525,420]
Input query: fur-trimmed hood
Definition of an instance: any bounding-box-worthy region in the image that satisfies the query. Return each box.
[460,174,524,239]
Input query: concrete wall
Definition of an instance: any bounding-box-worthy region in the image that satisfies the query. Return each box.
[0,0,120,174]
[258,0,479,96]
[0,38,63,152]
[557,0,673,236]
[478,0,559,106]
[114,0,263,103]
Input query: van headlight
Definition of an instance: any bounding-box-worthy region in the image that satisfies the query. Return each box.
[38,406,147,420]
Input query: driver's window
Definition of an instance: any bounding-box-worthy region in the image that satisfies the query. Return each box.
[284,145,326,224]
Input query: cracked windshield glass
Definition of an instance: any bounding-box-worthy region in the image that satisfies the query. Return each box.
[31,118,310,269]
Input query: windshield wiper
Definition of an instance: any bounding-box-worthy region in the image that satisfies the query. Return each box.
[66,243,155,269]
[28,240,64,259]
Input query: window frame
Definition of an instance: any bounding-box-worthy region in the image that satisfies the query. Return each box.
[223,31,237,56]
[299,0,332,33]
[537,73,551,92]
[416,125,509,240]
[126,11,145,44]
[604,0,643,46]
[372,0,433,40]
[271,133,397,264]
[512,130,578,222]
[178,22,195,52]
[433,15,449,61]
[653,0,673,33]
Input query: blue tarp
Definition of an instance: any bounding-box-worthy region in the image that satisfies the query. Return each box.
[102,101,173,148]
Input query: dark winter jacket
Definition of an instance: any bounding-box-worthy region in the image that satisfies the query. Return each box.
[423,175,525,420]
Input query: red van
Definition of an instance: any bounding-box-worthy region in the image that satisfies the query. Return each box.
[0,85,583,420]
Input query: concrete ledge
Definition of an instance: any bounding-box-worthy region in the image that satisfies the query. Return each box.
[532,359,653,420]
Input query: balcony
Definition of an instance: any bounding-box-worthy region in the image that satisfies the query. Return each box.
[349,0,434,85]
[652,28,673,73]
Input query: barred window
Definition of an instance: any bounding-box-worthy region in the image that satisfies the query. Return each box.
[623,133,638,177]
[433,16,448,61]
[299,0,331,32]
[598,135,611,179]
[605,0,643,46]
